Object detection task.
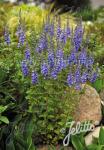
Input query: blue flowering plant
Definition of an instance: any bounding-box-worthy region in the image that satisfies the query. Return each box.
[3,15,99,144]
[15,16,99,90]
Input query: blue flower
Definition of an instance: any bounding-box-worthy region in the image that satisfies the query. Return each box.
[56,49,64,59]
[73,23,83,52]
[51,70,57,79]
[50,57,66,79]
[68,50,77,64]
[66,17,71,38]
[78,50,87,65]
[44,20,54,36]
[44,23,50,33]
[31,71,38,84]
[75,84,81,90]
[36,33,47,53]
[74,67,81,84]
[21,60,29,76]
[41,62,48,77]
[25,46,31,60]
[67,73,74,87]
[59,31,67,44]
[89,71,98,83]
[57,58,66,71]
[49,24,54,37]
[86,56,94,68]
[81,71,88,83]
[4,29,11,45]
[17,25,25,47]
[66,27,71,39]
[57,26,62,39]
[48,52,54,69]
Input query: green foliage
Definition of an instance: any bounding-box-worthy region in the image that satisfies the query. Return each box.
[74,6,104,21]
[26,80,79,144]
[71,127,104,150]
[72,134,85,150]
[0,22,35,149]
[74,8,98,21]
[0,5,79,147]
[75,7,104,67]
[7,4,47,33]
[86,25,104,65]
[0,61,35,149]
[91,65,104,93]
[0,113,36,150]
[92,79,104,93]
[0,3,14,35]
[0,105,9,124]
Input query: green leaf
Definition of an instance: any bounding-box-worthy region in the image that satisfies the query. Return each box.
[15,143,25,150]
[71,135,85,150]
[47,124,54,131]
[96,145,104,150]
[0,68,8,83]
[14,134,27,149]
[79,134,86,146]
[0,105,8,113]
[0,116,9,124]
[12,114,22,126]
[23,116,34,139]
[99,127,104,145]
[92,79,104,92]
[87,144,103,150]
[23,115,34,149]
[6,138,15,150]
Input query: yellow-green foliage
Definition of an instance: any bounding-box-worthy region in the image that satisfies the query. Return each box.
[7,5,48,33]
[0,4,75,37]
[0,3,14,35]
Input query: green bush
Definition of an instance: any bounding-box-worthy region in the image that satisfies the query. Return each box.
[86,23,104,65]
[74,8,98,21]
[0,8,79,148]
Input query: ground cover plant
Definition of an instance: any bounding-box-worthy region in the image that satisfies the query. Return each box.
[0,4,104,150]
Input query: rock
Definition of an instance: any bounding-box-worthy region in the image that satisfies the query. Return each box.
[91,0,104,9]
[85,126,104,145]
[37,145,73,150]
[72,84,102,125]
[37,145,48,150]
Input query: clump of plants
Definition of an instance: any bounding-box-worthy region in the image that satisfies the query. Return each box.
[0,12,99,149]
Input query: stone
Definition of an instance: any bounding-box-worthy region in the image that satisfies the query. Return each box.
[37,145,73,150]
[72,84,102,125]
[85,127,104,145]
[37,145,48,150]
[91,0,104,9]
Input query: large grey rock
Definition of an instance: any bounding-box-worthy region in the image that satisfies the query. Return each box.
[73,84,102,125]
